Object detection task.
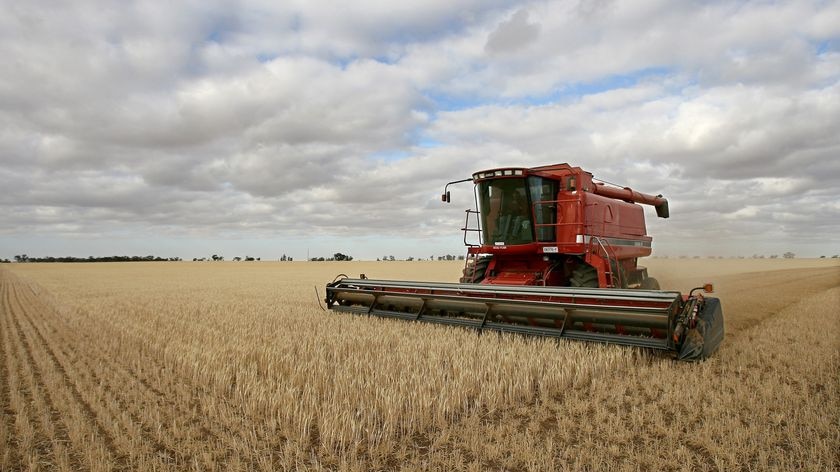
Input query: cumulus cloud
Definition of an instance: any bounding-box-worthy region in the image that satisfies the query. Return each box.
[0,0,838,258]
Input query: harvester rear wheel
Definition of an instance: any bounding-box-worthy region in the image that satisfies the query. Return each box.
[640,277,661,290]
[460,256,491,284]
[569,264,599,288]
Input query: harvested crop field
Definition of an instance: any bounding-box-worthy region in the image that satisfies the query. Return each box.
[1,259,838,471]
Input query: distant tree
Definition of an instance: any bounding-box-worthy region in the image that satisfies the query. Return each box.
[333,253,353,261]
[388,255,395,261]
[233,257,242,261]
[406,257,414,261]
[820,255,826,258]
[769,254,778,259]
[783,252,795,259]
[5,255,182,263]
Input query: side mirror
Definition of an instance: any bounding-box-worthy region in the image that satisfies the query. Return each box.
[441,177,472,203]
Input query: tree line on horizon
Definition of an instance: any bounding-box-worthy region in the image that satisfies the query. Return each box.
[3,252,838,264]
[4,255,182,263]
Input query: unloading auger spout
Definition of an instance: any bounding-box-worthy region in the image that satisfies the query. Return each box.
[324,163,724,360]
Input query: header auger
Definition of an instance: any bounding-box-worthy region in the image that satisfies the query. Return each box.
[325,163,724,360]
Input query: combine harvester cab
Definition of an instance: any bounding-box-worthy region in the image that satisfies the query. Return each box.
[325,163,724,361]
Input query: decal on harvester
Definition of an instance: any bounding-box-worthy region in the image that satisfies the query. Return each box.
[579,235,651,248]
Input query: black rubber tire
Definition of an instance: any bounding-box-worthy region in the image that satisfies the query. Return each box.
[569,263,599,288]
[460,256,491,283]
[677,297,724,361]
[640,277,660,290]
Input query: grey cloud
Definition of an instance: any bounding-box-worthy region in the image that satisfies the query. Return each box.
[485,9,541,55]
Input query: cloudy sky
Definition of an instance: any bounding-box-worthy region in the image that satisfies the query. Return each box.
[1,0,838,261]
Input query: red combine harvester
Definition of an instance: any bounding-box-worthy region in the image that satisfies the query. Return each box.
[326,163,724,360]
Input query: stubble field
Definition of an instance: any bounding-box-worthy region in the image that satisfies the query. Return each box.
[0,258,838,471]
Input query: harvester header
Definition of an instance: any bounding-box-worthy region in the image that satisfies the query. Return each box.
[326,162,724,361]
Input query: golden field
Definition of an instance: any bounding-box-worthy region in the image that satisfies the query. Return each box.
[0,258,838,471]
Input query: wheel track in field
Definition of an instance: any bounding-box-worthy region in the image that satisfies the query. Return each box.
[0,275,22,470]
[58,297,292,468]
[24,289,243,467]
[18,293,195,469]
[9,280,179,470]
[2,272,68,470]
[12,273,267,469]
[79,318,277,468]
[9,271,296,470]
[4,278,101,470]
[6,278,128,470]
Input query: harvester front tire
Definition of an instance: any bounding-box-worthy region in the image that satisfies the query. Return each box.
[460,256,491,284]
[640,277,660,290]
[569,264,599,288]
[677,298,724,361]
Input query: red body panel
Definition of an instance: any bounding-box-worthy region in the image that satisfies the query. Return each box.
[464,163,666,288]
